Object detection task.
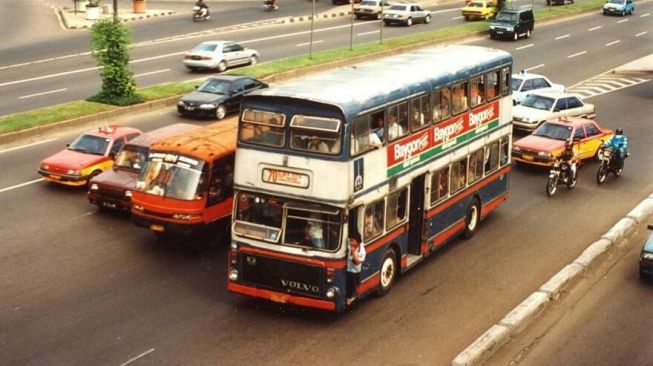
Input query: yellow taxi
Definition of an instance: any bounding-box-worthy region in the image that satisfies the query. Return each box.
[462,0,497,20]
[38,125,143,188]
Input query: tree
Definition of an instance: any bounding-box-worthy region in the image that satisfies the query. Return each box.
[88,19,143,106]
[497,0,508,12]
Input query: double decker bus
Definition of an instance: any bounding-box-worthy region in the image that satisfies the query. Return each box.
[131,121,236,237]
[227,45,513,312]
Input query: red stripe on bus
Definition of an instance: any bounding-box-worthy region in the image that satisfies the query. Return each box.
[357,273,380,295]
[239,246,346,269]
[481,193,507,218]
[401,255,408,269]
[426,165,510,219]
[365,225,406,253]
[227,282,336,311]
[433,220,465,247]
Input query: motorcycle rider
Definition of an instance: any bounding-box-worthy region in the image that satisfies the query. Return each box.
[264,0,278,10]
[195,0,210,19]
[602,128,628,170]
[559,140,578,183]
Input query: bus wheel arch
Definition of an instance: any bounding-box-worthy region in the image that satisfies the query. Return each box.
[375,245,399,297]
[463,196,481,239]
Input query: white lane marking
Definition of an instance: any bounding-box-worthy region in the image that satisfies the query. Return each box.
[605,40,621,46]
[617,19,629,23]
[119,348,156,366]
[641,13,650,17]
[516,43,534,50]
[0,66,99,87]
[357,30,380,36]
[451,16,464,20]
[588,26,602,31]
[526,64,545,71]
[0,178,44,194]
[555,34,570,40]
[129,51,186,64]
[18,88,68,99]
[431,8,461,14]
[134,69,170,78]
[636,31,648,37]
[0,138,58,154]
[568,51,587,58]
[297,40,324,47]
[68,212,95,221]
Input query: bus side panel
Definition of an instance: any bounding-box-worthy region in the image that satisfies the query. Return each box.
[475,168,510,219]
[358,226,409,295]
[205,197,233,224]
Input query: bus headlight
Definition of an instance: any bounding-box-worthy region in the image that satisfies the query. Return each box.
[326,287,339,299]
[90,183,99,191]
[124,190,132,197]
[229,269,239,281]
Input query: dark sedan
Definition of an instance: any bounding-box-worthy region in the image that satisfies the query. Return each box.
[177,75,268,120]
[641,224,653,279]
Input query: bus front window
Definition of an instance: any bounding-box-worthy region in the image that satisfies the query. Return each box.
[114,146,147,170]
[137,160,205,200]
[283,209,342,251]
[233,193,283,242]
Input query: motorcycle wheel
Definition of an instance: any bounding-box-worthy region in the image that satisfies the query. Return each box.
[614,165,624,177]
[546,176,558,197]
[566,174,577,189]
[596,163,608,184]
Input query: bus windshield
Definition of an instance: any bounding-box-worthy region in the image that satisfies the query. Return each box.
[137,159,206,200]
[233,192,342,251]
[114,145,148,170]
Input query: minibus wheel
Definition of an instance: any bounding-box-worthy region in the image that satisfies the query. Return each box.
[463,198,480,239]
[376,248,397,297]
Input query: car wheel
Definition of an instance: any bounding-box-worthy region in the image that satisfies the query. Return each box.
[513,32,519,41]
[375,248,397,297]
[490,33,495,40]
[425,15,431,24]
[464,16,470,20]
[526,29,532,38]
[217,61,227,73]
[383,20,390,26]
[249,55,258,66]
[546,0,551,5]
[216,104,227,120]
[462,198,481,239]
[406,17,413,26]
[355,14,361,19]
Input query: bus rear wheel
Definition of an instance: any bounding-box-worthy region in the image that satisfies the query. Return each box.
[463,198,480,239]
[376,248,397,297]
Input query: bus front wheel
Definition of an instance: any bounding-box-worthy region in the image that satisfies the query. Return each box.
[463,198,480,239]
[376,248,397,297]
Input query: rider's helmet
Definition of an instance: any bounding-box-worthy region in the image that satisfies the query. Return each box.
[616,128,623,135]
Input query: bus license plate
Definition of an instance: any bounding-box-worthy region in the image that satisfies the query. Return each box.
[150,224,165,232]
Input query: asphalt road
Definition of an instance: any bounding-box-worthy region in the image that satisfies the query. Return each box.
[1,9,652,366]
[0,0,603,116]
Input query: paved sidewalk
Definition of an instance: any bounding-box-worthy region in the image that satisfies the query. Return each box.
[614,54,653,75]
[59,6,176,29]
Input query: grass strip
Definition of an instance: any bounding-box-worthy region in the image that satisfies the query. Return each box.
[0,0,605,136]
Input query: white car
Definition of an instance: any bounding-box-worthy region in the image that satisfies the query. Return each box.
[354,0,394,20]
[511,71,565,105]
[183,41,259,72]
[512,91,596,131]
[383,3,431,26]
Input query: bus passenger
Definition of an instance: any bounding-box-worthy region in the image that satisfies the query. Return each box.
[347,231,366,304]
[307,136,330,153]
[373,116,384,140]
[364,211,380,239]
[388,114,404,141]
[305,217,325,249]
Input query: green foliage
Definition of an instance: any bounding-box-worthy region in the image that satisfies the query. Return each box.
[88,19,142,105]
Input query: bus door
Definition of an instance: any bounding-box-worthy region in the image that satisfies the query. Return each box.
[407,174,425,255]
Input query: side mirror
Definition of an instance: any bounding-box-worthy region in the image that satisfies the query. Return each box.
[194,85,199,89]
[109,152,116,160]
[66,143,70,147]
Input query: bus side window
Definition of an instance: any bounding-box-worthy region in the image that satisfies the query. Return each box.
[486,70,500,100]
[363,200,384,242]
[484,141,500,174]
[207,156,234,206]
[388,103,409,141]
[470,75,485,108]
[429,166,449,205]
[468,149,484,184]
[351,115,380,155]
[450,157,467,193]
[451,82,468,115]
[501,67,511,97]
[386,188,408,229]
[410,95,430,132]
[499,137,510,166]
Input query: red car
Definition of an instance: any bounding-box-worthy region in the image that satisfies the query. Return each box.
[512,117,613,167]
[38,125,143,187]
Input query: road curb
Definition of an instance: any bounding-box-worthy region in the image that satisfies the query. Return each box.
[451,199,653,366]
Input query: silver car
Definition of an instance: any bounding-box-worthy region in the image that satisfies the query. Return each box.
[183,41,259,72]
[383,3,431,26]
[512,91,596,130]
[354,0,394,20]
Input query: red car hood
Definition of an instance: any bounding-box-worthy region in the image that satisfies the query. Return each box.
[91,167,139,190]
[41,149,107,170]
[514,135,565,153]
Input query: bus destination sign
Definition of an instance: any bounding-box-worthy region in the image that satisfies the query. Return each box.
[262,168,310,188]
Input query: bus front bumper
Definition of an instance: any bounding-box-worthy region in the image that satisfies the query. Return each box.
[227,282,339,312]
[131,212,204,236]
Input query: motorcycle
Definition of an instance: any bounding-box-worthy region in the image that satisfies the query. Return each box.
[596,145,627,184]
[192,5,210,21]
[545,159,577,196]
[263,0,278,11]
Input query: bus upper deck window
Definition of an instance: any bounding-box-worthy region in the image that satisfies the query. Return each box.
[240,109,286,147]
[290,115,341,155]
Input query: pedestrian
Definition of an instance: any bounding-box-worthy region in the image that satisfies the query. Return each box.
[347,231,366,304]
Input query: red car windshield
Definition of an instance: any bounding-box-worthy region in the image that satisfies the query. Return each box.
[533,123,573,141]
[68,134,110,156]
